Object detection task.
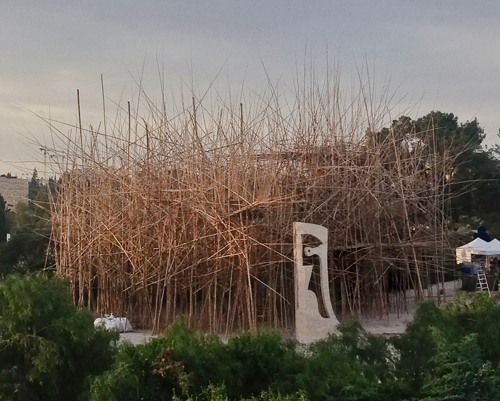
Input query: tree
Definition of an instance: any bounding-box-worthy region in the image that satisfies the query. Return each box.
[0,273,118,401]
[0,172,54,275]
[0,231,50,275]
[414,111,485,156]
[378,111,500,237]
[28,168,40,201]
[420,332,500,401]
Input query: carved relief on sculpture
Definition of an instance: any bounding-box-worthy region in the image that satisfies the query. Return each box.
[293,222,339,343]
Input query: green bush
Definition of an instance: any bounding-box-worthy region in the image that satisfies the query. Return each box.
[296,320,401,401]
[0,233,50,275]
[393,300,453,394]
[88,291,500,401]
[90,320,302,401]
[90,318,404,401]
[446,292,500,366]
[174,384,309,401]
[420,330,500,401]
[394,292,500,398]
[223,330,302,398]
[0,273,118,401]
[89,319,225,401]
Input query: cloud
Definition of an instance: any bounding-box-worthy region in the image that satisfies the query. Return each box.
[1,0,500,173]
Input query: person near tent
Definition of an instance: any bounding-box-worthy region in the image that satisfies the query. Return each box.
[474,226,491,242]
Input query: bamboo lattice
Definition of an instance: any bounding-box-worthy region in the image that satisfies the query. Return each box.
[47,74,455,333]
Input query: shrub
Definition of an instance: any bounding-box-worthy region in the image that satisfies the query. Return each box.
[446,292,500,366]
[90,294,500,401]
[394,292,500,399]
[0,273,118,401]
[0,233,49,275]
[90,320,302,400]
[393,300,454,394]
[89,319,226,401]
[420,330,500,401]
[223,330,302,398]
[296,320,400,401]
[174,384,309,401]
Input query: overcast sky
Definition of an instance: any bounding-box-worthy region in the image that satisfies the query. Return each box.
[2,0,500,176]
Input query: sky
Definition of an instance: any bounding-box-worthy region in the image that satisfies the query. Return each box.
[2,0,500,177]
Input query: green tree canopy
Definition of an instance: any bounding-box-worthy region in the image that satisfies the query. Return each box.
[0,172,54,275]
[379,111,500,236]
[0,273,118,401]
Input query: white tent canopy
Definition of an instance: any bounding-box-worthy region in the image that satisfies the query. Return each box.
[456,238,500,264]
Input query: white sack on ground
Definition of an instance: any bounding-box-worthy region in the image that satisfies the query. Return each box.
[94,314,133,332]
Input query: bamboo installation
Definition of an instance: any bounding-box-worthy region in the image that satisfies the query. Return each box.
[48,71,455,333]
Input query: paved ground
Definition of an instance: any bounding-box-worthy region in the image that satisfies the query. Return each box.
[362,279,462,337]
[119,280,464,344]
[120,330,155,345]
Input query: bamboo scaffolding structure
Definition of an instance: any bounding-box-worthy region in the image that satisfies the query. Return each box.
[48,72,455,332]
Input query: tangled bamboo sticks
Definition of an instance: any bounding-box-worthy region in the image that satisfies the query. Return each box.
[49,73,454,332]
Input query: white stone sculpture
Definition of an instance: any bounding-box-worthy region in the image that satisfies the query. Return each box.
[293,222,339,343]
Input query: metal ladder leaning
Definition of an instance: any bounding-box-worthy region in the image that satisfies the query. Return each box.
[476,264,491,294]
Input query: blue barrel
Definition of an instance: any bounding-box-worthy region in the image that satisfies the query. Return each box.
[462,266,472,275]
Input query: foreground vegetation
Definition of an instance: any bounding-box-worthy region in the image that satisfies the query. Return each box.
[0,274,117,401]
[2,273,500,401]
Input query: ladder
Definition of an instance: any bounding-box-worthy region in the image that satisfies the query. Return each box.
[476,264,490,294]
